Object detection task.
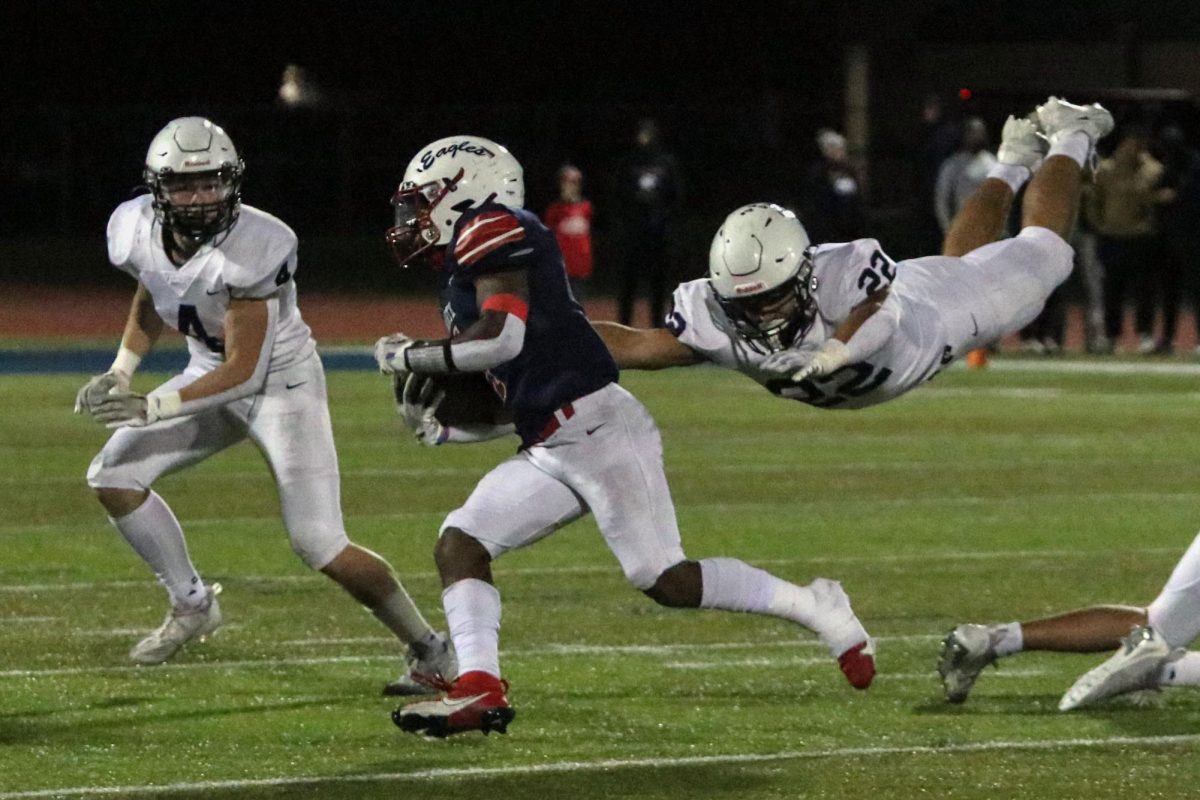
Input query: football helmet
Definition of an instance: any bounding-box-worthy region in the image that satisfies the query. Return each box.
[143,117,244,245]
[387,136,524,266]
[708,203,817,352]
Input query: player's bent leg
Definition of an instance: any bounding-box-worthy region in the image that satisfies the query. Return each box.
[644,560,703,608]
[942,178,1016,258]
[1146,531,1200,649]
[95,486,149,517]
[1021,605,1147,652]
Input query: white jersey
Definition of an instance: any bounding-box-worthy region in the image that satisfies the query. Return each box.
[106,195,316,373]
[669,238,959,409]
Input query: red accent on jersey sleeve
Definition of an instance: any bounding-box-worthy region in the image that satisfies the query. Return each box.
[480,292,529,322]
[455,211,526,267]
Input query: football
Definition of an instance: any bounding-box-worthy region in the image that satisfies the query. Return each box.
[393,371,510,427]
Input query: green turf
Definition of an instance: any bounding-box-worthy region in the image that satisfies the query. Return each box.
[3,364,1200,798]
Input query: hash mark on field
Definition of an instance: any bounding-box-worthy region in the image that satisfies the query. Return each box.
[4,734,1200,798]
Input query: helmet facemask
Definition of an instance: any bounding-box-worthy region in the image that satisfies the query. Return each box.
[146,165,243,246]
[715,255,818,353]
[385,170,466,268]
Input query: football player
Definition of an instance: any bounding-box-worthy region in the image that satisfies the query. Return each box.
[593,98,1111,411]
[375,135,876,738]
[940,529,1200,710]
[76,117,453,694]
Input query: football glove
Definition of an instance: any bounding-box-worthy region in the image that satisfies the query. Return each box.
[73,370,130,415]
[760,340,850,383]
[90,390,173,429]
[375,333,415,375]
[397,373,448,446]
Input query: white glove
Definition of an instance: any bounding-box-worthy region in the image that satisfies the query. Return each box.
[375,333,415,375]
[91,391,175,429]
[760,340,851,383]
[397,373,447,446]
[74,370,130,415]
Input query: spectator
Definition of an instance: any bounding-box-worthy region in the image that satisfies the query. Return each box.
[1155,125,1200,354]
[543,164,594,303]
[1086,124,1164,354]
[916,93,963,254]
[616,119,683,327]
[800,128,866,244]
[934,117,996,235]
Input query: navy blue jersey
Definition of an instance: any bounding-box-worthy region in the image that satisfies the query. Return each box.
[439,201,618,446]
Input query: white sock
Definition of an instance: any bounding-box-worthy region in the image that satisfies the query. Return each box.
[442,578,501,679]
[1047,131,1091,168]
[1159,651,1200,686]
[370,587,434,647]
[699,557,812,621]
[110,491,205,610]
[1147,531,1200,648]
[987,163,1032,194]
[993,622,1024,657]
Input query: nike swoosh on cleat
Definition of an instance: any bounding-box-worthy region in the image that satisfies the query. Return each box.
[437,693,488,711]
[286,381,308,390]
[586,425,605,436]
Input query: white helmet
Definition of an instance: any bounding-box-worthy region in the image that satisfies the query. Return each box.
[143,117,244,244]
[386,135,524,266]
[708,203,818,352]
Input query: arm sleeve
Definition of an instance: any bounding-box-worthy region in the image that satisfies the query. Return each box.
[442,422,516,444]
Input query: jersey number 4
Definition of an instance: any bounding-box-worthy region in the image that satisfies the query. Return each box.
[767,362,892,408]
[177,305,225,354]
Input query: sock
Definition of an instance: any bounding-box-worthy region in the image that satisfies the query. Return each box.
[370,587,435,648]
[699,557,807,619]
[1047,131,1091,168]
[1159,651,1200,687]
[110,491,205,610]
[1148,531,1200,647]
[442,578,501,679]
[992,622,1024,657]
[986,162,1032,194]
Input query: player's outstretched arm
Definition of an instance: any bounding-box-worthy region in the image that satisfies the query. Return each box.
[762,289,896,382]
[591,321,704,370]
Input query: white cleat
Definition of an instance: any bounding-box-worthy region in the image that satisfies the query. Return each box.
[129,583,222,665]
[383,631,459,696]
[1035,96,1115,149]
[1058,625,1182,711]
[937,623,1001,703]
[997,115,1048,173]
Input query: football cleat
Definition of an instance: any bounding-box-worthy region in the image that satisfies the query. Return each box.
[383,631,459,696]
[392,670,515,738]
[937,623,1000,703]
[1035,97,1114,149]
[129,583,222,665]
[1058,625,1182,711]
[809,578,875,689]
[997,115,1048,173]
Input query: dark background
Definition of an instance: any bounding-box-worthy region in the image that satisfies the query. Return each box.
[4,0,1200,294]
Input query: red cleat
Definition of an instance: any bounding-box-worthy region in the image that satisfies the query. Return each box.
[838,640,876,689]
[392,670,515,737]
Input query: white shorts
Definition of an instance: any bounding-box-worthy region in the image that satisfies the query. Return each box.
[903,226,1074,354]
[87,351,350,569]
[441,383,686,590]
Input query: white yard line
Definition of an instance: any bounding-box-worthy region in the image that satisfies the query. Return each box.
[0,635,944,679]
[0,545,1183,594]
[3,733,1199,799]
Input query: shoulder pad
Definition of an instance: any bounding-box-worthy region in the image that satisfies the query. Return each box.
[220,206,298,297]
[106,196,153,271]
[453,209,527,269]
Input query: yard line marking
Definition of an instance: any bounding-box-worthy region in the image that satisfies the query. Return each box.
[0,635,944,679]
[0,545,1185,593]
[4,734,1200,798]
[8,491,1200,536]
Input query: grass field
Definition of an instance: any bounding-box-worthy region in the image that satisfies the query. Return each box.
[3,361,1200,798]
